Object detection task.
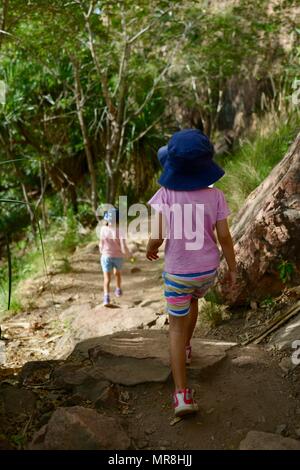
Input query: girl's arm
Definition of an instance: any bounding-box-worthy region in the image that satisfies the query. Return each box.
[120,237,131,258]
[215,218,237,284]
[146,212,165,261]
[99,226,105,254]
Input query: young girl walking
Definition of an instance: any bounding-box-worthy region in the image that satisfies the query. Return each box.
[99,208,130,306]
[146,128,237,417]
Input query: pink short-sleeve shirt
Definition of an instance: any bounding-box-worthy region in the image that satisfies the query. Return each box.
[99,225,125,258]
[148,187,231,274]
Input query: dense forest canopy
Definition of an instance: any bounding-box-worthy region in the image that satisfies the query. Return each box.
[0,0,299,244]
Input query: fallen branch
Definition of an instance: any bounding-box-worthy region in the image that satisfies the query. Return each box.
[242,300,300,346]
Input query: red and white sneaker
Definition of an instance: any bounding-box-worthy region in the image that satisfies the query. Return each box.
[185,345,192,365]
[173,388,198,417]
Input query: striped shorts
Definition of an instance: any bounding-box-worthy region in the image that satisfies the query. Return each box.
[163,269,217,316]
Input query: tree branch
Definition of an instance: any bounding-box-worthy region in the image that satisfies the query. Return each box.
[81,0,116,119]
[128,7,173,44]
[71,56,98,210]
[0,0,9,48]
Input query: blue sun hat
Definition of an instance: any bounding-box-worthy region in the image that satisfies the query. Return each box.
[103,207,119,223]
[157,129,224,190]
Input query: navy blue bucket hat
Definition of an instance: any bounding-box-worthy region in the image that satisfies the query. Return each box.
[157,129,224,191]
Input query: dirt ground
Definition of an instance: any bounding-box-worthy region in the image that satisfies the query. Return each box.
[1,239,300,450]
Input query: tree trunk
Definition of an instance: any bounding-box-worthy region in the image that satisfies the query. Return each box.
[216,132,300,306]
[72,58,98,212]
[105,170,119,205]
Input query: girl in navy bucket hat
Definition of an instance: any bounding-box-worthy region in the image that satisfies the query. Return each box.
[146,129,237,417]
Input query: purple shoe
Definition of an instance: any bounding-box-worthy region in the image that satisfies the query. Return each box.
[103,294,110,306]
[115,288,122,297]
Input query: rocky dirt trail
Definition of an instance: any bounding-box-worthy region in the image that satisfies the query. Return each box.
[1,240,300,450]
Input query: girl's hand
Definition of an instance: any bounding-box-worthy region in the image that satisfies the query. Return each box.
[220,270,237,288]
[228,270,237,286]
[146,248,159,261]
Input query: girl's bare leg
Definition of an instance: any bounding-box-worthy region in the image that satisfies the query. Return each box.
[186,298,199,346]
[114,269,121,289]
[169,313,190,390]
[103,272,111,295]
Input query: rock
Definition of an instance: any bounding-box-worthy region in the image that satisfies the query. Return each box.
[29,406,130,450]
[19,360,58,386]
[239,431,300,450]
[94,385,119,408]
[53,363,111,402]
[60,394,88,407]
[86,330,235,375]
[75,379,111,403]
[216,132,300,306]
[53,363,94,389]
[295,428,300,438]
[52,331,76,360]
[270,313,300,350]
[58,331,236,388]
[90,355,170,386]
[39,411,54,427]
[0,384,36,416]
[54,304,159,358]
[152,315,167,329]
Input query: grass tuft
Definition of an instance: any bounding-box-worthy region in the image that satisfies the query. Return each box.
[216,111,300,215]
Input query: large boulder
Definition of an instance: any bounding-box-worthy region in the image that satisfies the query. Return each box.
[216,132,300,306]
[29,406,130,450]
[52,303,159,359]
[73,329,236,383]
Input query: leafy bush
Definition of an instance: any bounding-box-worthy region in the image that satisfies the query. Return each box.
[199,300,224,328]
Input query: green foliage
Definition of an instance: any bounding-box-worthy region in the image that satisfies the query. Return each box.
[204,289,223,305]
[277,260,295,284]
[217,112,300,214]
[260,296,275,309]
[56,210,80,253]
[0,212,94,316]
[200,301,224,328]
[10,433,27,449]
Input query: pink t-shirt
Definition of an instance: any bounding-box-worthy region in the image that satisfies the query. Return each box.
[99,225,125,258]
[148,187,231,274]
